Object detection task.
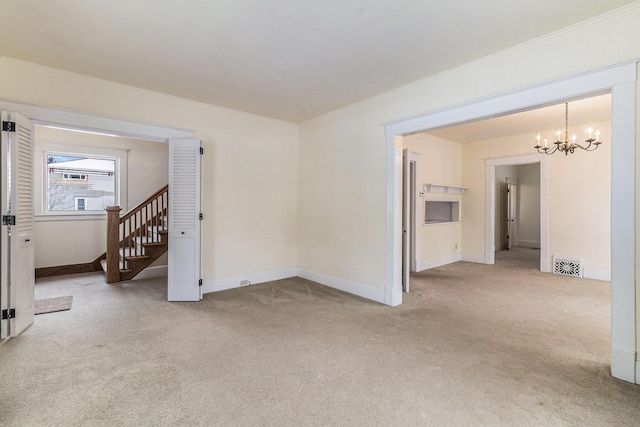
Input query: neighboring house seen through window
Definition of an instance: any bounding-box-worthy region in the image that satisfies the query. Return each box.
[46,154,117,212]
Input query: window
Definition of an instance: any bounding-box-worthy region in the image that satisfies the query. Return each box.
[63,173,87,180]
[45,153,117,212]
[75,197,86,211]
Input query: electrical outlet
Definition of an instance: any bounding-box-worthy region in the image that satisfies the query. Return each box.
[455,243,458,250]
[240,280,250,286]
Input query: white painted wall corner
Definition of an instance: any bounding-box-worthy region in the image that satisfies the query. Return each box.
[296,267,386,304]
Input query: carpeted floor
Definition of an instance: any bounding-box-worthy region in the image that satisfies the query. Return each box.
[1,249,639,426]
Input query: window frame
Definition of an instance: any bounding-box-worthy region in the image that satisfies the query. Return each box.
[36,143,128,220]
[74,197,87,211]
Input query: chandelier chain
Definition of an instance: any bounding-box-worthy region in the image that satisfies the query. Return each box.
[564,103,569,143]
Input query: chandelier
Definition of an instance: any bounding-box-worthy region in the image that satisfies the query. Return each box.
[534,102,602,155]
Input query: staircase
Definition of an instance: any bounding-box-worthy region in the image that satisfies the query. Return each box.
[101,185,169,283]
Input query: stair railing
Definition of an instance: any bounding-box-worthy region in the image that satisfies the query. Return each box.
[105,185,168,283]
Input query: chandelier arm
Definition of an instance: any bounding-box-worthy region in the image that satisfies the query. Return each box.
[535,145,558,155]
[572,140,601,152]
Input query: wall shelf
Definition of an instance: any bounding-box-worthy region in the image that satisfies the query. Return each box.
[423,183,467,195]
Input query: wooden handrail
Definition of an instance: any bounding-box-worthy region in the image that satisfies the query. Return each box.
[120,185,168,223]
[105,185,168,283]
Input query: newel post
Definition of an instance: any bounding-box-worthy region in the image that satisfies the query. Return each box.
[105,206,122,284]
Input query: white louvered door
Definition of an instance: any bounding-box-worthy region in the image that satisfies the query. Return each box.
[0,111,9,339]
[168,139,202,301]
[1,112,35,337]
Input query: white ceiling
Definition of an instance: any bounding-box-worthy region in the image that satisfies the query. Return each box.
[0,1,634,123]
[427,93,612,143]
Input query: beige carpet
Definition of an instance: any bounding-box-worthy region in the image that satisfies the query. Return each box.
[35,296,73,315]
[1,250,640,426]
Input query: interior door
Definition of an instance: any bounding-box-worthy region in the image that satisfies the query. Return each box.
[1,111,35,337]
[1,112,9,339]
[402,148,410,292]
[507,183,517,251]
[168,139,202,302]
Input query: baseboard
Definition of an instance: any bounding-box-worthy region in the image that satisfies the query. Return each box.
[461,254,486,264]
[583,269,611,281]
[296,267,386,304]
[635,361,640,385]
[612,345,636,383]
[202,267,297,293]
[494,243,507,251]
[35,262,101,278]
[518,240,540,248]
[416,254,461,272]
[134,265,168,280]
[540,259,551,273]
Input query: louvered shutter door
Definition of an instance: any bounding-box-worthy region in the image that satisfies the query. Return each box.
[0,111,10,339]
[168,139,202,301]
[9,112,35,336]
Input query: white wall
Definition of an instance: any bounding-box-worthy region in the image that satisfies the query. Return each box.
[0,57,299,284]
[402,133,462,270]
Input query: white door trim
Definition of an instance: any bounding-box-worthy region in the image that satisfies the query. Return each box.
[484,155,549,272]
[0,98,193,143]
[384,60,638,383]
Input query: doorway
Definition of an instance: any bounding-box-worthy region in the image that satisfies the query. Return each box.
[384,62,637,383]
[495,163,542,271]
[402,148,418,292]
[492,161,544,271]
[0,99,200,340]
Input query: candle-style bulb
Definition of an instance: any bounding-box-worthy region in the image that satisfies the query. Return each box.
[587,126,593,139]
[556,129,561,141]
[572,134,577,144]
[596,129,600,142]
[544,138,548,148]
[536,133,541,142]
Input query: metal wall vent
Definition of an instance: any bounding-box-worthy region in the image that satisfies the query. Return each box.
[552,256,583,278]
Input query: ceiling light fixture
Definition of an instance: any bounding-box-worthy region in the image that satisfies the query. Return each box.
[534,102,602,155]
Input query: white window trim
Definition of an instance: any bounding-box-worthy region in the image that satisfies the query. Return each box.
[74,196,87,211]
[36,142,127,220]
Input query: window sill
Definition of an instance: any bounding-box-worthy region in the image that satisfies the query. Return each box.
[36,213,107,222]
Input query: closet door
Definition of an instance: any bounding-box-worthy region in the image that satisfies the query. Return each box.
[168,139,202,301]
[1,111,35,337]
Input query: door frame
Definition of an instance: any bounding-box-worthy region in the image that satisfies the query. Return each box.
[384,60,638,383]
[0,98,194,301]
[507,180,517,250]
[485,155,548,270]
[409,157,418,272]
